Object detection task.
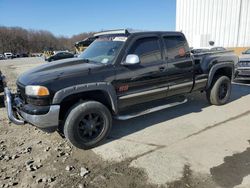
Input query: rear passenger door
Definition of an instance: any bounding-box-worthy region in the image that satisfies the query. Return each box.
[162,34,194,96]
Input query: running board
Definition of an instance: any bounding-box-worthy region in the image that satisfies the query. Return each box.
[115,98,188,120]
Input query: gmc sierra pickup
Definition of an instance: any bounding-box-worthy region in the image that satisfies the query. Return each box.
[4,29,238,149]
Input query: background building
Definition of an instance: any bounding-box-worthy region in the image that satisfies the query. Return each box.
[176,0,250,53]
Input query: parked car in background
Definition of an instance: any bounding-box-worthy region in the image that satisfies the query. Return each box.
[31,53,42,57]
[18,53,29,58]
[235,48,250,80]
[0,54,5,60]
[4,52,13,59]
[46,51,74,62]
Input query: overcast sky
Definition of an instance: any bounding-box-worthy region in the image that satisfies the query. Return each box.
[0,0,176,37]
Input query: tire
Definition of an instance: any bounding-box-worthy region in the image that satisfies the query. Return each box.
[206,76,231,105]
[64,101,112,149]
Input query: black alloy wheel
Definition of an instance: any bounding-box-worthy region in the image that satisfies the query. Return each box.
[64,101,112,149]
[77,112,105,142]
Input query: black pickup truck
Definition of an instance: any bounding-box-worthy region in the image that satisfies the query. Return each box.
[4,29,238,149]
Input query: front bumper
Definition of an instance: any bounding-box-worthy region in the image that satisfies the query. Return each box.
[235,68,250,80]
[4,87,60,131]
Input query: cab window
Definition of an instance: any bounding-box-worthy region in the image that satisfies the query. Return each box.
[128,37,161,64]
[163,35,189,61]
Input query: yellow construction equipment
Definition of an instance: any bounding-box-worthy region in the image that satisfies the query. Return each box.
[75,37,96,54]
[43,48,54,60]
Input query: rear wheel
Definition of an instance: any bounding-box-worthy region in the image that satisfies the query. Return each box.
[206,76,231,105]
[64,101,112,149]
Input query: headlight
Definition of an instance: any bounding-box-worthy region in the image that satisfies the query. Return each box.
[25,85,50,97]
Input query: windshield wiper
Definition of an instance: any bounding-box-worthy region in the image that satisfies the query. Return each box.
[81,58,101,64]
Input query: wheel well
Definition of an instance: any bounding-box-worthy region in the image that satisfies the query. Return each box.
[213,67,233,80]
[59,90,113,121]
[207,66,233,89]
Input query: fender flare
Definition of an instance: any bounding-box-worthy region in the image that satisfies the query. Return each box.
[52,82,118,114]
[206,62,234,89]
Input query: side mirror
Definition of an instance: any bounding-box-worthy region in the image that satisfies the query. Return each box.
[123,54,140,66]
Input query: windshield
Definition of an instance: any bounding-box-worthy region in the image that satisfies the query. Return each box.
[79,36,127,64]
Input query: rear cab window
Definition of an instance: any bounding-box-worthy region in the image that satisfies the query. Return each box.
[163,35,190,62]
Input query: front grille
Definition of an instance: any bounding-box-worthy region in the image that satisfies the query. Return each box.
[17,83,26,101]
[238,61,250,67]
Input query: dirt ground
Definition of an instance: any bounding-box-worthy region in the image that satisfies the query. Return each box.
[0,57,250,188]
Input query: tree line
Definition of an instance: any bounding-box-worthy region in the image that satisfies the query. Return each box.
[0,26,94,54]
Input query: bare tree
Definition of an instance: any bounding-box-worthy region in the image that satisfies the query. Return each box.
[0,26,95,54]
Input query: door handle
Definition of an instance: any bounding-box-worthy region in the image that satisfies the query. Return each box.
[159,66,165,72]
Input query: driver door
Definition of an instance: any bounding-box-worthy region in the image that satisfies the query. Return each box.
[114,36,167,109]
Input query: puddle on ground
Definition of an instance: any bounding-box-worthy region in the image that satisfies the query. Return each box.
[210,144,250,188]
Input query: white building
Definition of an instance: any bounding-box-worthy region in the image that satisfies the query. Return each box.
[176,0,250,49]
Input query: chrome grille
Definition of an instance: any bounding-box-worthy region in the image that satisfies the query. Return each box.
[17,83,26,101]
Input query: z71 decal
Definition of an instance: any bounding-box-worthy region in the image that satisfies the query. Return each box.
[118,85,129,92]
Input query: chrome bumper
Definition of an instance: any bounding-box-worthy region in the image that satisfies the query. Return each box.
[4,87,25,125]
[4,87,60,129]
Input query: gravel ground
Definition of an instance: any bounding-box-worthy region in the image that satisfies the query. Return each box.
[0,57,250,188]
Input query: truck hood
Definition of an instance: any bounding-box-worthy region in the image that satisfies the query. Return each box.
[17,58,103,86]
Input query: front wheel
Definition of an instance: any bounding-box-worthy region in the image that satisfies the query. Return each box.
[206,76,231,105]
[64,101,112,149]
